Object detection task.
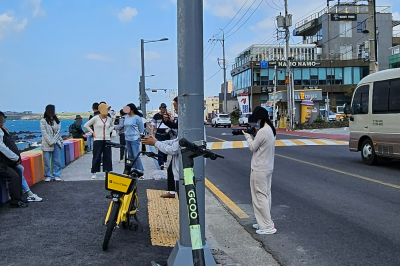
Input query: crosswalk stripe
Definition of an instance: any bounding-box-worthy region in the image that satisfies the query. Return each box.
[207,139,349,150]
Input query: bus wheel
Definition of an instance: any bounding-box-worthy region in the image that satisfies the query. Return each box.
[361,139,378,165]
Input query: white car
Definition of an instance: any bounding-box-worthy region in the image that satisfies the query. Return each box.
[211,114,231,128]
[320,110,337,121]
[238,113,252,126]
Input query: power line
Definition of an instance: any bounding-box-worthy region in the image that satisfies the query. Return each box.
[226,0,263,39]
[205,68,222,82]
[263,0,281,11]
[225,0,258,35]
[222,0,250,30]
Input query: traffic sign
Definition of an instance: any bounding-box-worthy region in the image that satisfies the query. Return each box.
[261,61,268,68]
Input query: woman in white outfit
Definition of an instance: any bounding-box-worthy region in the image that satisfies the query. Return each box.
[243,106,277,235]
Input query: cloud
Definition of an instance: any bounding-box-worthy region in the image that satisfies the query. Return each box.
[85,53,114,62]
[205,0,257,18]
[393,12,400,21]
[118,7,138,22]
[31,0,45,17]
[15,18,28,31]
[0,12,28,40]
[145,51,161,60]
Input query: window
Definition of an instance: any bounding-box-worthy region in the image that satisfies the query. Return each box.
[293,68,302,85]
[339,21,352,37]
[318,68,327,85]
[260,69,268,86]
[352,85,369,114]
[353,67,361,84]
[389,79,400,112]
[372,81,389,113]
[310,68,318,85]
[302,68,310,85]
[357,22,363,33]
[334,68,343,84]
[340,44,352,60]
[343,67,352,84]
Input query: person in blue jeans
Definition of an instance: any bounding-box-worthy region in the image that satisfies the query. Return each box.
[40,104,63,182]
[120,103,144,172]
[16,165,43,202]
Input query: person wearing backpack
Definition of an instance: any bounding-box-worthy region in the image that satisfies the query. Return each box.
[70,115,90,152]
[0,111,28,208]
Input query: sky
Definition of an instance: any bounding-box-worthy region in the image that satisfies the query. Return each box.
[1,0,399,113]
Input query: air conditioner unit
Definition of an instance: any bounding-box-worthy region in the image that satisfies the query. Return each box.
[364,40,369,49]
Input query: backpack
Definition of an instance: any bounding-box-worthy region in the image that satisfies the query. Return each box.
[68,124,74,134]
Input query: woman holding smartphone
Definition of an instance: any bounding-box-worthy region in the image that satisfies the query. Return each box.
[243,106,277,235]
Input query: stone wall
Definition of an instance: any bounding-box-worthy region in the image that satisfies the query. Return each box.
[296,121,349,129]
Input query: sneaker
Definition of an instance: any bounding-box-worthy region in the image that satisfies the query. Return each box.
[27,194,43,202]
[54,177,61,182]
[44,177,51,182]
[163,162,167,169]
[160,164,164,170]
[253,224,259,229]
[119,159,124,163]
[256,227,277,235]
[91,173,97,180]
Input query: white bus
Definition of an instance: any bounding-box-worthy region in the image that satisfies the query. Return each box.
[349,68,400,165]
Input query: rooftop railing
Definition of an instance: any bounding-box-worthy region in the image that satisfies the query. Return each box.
[294,5,392,30]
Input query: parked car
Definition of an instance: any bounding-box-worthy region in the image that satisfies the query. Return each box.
[319,110,337,121]
[238,113,252,126]
[211,114,231,128]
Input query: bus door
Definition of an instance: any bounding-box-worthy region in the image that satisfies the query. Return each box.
[349,84,370,150]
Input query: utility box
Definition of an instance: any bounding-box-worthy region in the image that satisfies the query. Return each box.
[277,15,285,27]
[285,14,292,27]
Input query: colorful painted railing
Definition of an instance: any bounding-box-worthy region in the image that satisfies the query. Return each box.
[0,134,92,207]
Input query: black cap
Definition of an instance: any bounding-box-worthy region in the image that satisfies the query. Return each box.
[160,103,167,108]
[0,111,7,119]
[248,106,269,123]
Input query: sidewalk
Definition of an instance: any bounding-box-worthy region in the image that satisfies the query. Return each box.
[0,139,279,266]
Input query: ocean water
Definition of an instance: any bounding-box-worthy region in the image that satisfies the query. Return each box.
[4,119,88,143]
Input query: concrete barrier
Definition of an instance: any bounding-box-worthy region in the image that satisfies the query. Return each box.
[20,156,34,187]
[63,143,71,165]
[63,141,75,162]
[22,152,44,184]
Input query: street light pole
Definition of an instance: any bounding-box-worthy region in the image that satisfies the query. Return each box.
[140,39,146,118]
[140,38,168,118]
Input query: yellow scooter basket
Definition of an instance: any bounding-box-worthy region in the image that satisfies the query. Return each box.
[105,172,134,194]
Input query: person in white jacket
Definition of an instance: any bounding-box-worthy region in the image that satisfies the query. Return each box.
[243,106,277,235]
[84,103,114,180]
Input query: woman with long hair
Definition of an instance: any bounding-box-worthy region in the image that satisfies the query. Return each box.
[121,103,144,172]
[84,103,114,180]
[243,106,277,235]
[40,104,63,182]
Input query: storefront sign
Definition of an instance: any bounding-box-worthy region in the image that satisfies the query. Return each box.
[331,13,357,21]
[294,93,318,100]
[261,61,268,68]
[269,61,321,67]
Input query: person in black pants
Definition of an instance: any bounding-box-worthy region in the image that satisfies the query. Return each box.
[114,109,126,163]
[0,112,27,208]
[150,103,170,169]
[160,97,178,198]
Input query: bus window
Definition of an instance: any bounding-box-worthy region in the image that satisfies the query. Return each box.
[352,85,369,114]
[373,81,389,114]
[389,79,400,113]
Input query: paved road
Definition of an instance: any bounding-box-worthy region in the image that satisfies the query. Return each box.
[205,126,400,266]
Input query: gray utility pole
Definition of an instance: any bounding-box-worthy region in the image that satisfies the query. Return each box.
[168,0,215,265]
[210,29,227,113]
[284,0,292,129]
[368,0,378,73]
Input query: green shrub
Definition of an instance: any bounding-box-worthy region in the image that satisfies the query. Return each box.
[313,114,324,123]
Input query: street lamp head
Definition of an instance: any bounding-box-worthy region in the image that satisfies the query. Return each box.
[160,38,168,41]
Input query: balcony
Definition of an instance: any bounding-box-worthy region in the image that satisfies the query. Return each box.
[294,5,392,37]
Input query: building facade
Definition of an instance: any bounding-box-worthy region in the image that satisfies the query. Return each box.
[389,45,400,68]
[230,3,400,120]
